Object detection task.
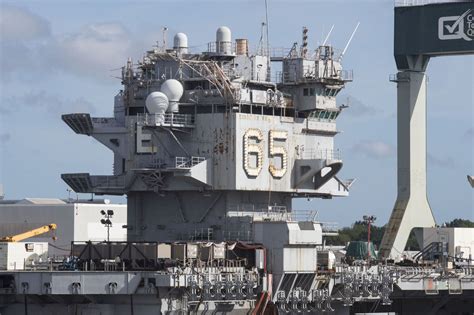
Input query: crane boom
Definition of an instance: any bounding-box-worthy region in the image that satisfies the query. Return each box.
[0,223,57,242]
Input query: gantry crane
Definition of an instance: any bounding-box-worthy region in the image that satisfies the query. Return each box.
[0,223,57,242]
[379,1,474,260]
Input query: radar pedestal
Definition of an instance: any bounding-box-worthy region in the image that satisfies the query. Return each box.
[379,57,435,260]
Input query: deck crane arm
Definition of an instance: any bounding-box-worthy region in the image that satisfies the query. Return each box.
[0,223,57,242]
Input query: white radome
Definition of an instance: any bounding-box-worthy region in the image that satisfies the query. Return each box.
[173,32,188,49]
[216,26,231,42]
[145,91,169,114]
[161,79,184,102]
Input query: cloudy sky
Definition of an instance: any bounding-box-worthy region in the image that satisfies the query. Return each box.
[0,0,472,226]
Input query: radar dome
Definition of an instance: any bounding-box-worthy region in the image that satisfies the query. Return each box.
[216,26,231,42]
[161,79,184,102]
[173,33,188,49]
[145,91,169,114]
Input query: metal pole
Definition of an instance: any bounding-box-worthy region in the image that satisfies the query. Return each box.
[367,221,371,260]
[24,295,28,315]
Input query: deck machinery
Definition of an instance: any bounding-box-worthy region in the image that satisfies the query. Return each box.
[1,8,474,314]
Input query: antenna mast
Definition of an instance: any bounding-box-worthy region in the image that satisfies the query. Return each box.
[322,25,335,46]
[162,26,168,51]
[264,0,271,81]
[338,22,360,62]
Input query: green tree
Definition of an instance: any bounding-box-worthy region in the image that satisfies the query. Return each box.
[325,219,474,251]
[445,219,474,228]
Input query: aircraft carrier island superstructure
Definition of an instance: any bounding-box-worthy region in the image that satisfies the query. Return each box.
[1,13,474,314]
[60,26,354,312]
[62,26,352,243]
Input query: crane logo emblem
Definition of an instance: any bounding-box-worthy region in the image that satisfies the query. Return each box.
[438,9,473,41]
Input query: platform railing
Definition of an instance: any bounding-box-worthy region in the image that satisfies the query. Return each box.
[301,148,341,160]
[137,113,195,128]
[175,156,206,168]
[276,68,353,84]
[227,205,320,223]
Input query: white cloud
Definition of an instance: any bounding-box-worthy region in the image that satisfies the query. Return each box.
[1,91,97,116]
[0,6,144,82]
[352,140,395,159]
[0,5,54,80]
[0,4,50,40]
[54,23,138,79]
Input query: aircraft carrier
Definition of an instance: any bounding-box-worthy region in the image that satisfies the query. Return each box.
[0,1,473,314]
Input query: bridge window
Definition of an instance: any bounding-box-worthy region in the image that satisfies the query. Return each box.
[308,110,340,122]
[303,88,315,97]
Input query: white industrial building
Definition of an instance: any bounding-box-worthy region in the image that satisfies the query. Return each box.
[0,198,127,257]
[423,227,474,259]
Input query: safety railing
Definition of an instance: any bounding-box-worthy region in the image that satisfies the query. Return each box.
[270,47,293,59]
[276,68,353,84]
[223,230,253,242]
[227,205,320,222]
[92,176,126,188]
[301,148,341,160]
[175,156,206,168]
[337,69,353,82]
[207,41,236,54]
[137,113,195,128]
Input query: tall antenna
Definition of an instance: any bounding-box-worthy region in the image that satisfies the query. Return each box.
[322,25,335,46]
[258,22,266,55]
[162,26,168,51]
[338,22,360,62]
[264,0,271,81]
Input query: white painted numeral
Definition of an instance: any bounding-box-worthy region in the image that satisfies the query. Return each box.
[268,130,288,178]
[243,128,288,178]
[243,129,264,177]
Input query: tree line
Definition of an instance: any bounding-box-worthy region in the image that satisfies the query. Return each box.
[325,219,474,251]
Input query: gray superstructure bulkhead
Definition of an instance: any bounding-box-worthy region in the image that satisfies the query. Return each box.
[62,26,353,242]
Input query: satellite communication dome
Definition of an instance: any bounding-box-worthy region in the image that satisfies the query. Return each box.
[161,79,184,102]
[145,91,169,114]
[173,33,188,49]
[216,26,231,43]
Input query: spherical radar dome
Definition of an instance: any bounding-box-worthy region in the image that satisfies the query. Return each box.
[216,26,231,42]
[145,91,169,114]
[161,79,184,102]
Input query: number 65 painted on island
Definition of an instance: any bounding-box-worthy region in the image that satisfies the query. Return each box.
[243,128,288,178]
